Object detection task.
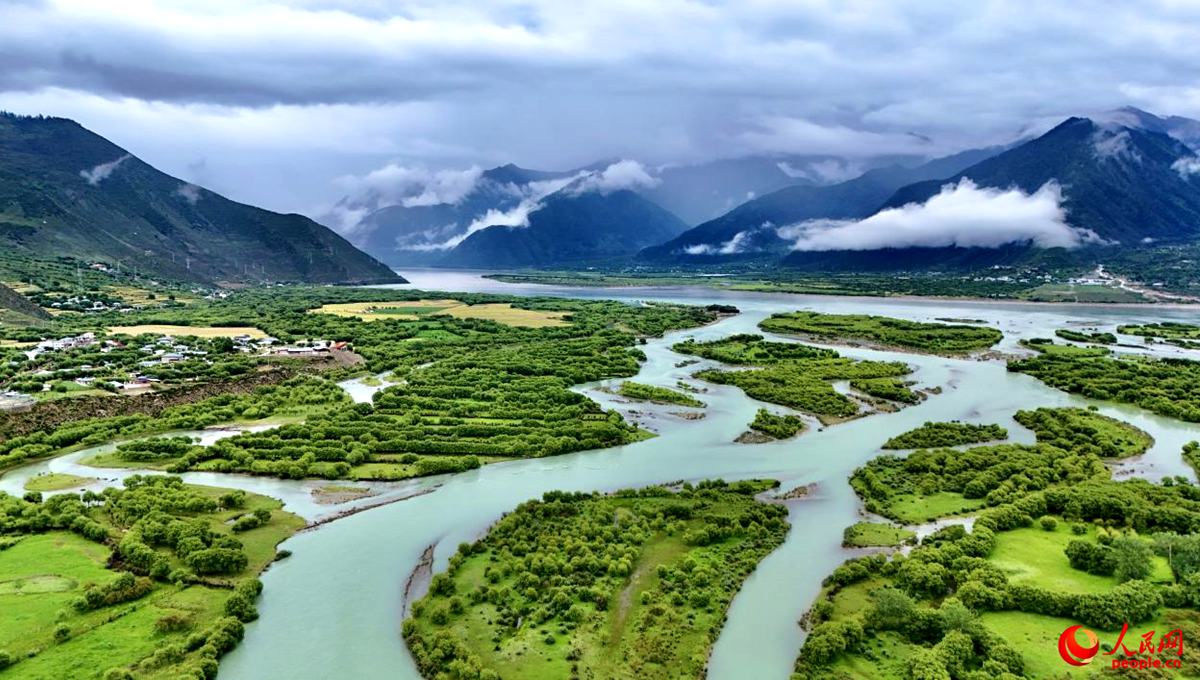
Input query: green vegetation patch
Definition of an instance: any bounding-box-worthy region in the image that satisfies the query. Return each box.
[403,480,788,680]
[797,400,1200,679]
[1018,337,1111,357]
[1055,328,1117,345]
[23,473,95,492]
[1008,351,1200,422]
[677,334,911,421]
[1014,406,1154,459]
[0,375,349,475]
[842,522,916,548]
[882,421,1008,450]
[0,476,303,678]
[849,377,921,404]
[760,311,1002,355]
[1119,321,1200,342]
[850,443,1108,523]
[616,381,704,407]
[749,409,805,439]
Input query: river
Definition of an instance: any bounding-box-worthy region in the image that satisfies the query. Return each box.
[7,270,1200,679]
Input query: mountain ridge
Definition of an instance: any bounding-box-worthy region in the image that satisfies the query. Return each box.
[0,113,403,285]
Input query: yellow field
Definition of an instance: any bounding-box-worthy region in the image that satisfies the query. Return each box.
[0,339,36,348]
[312,299,461,321]
[105,324,267,338]
[108,285,197,305]
[311,300,568,328]
[1,280,41,294]
[442,303,568,327]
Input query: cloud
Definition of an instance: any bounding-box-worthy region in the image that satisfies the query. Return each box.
[1091,128,1141,162]
[778,179,1106,252]
[406,174,577,251]
[777,159,864,185]
[336,164,483,211]
[79,153,131,185]
[738,117,933,157]
[176,182,202,204]
[4,2,1200,214]
[1173,156,1200,178]
[683,229,754,256]
[567,160,659,195]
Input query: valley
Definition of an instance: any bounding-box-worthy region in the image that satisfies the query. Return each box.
[2,271,1200,679]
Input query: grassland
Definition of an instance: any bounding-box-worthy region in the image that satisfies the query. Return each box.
[797,402,1198,680]
[1021,282,1148,303]
[22,473,95,492]
[615,381,705,407]
[841,522,915,548]
[759,311,1002,355]
[403,481,787,680]
[105,325,266,339]
[311,299,569,328]
[0,480,303,679]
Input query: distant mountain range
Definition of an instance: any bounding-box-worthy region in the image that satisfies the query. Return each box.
[441,186,688,268]
[641,107,1200,271]
[326,154,922,268]
[8,105,1199,284]
[0,113,402,285]
[638,146,1006,263]
[881,117,1200,245]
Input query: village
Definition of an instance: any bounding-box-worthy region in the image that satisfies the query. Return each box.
[0,328,346,411]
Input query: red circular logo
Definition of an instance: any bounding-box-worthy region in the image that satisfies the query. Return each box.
[1058,625,1100,666]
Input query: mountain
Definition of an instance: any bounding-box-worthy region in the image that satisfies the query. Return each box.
[1096,106,1200,151]
[642,154,923,225]
[0,281,49,325]
[0,113,402,285]
[439,187,689,268]
[335,163,583,267]
[881,117,1200,246]
[638,146,1004,262]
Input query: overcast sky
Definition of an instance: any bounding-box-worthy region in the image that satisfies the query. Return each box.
[2,0,1199,217]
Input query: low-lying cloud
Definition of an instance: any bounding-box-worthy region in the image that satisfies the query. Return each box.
[80,154,131,185]
[567,160,659,195]
[683,229,755,256]
[407,174,577,251]
[176,182,202,204]
[778,179,1105,252]
[337,164,484,212]
[1173,156,1200,178]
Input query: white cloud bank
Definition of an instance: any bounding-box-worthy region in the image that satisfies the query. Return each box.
[567,160,659,195]
[1173,156,1200,178]
[683,229,757,256]
[777,179,1105,252]
[337,164,484,212]
[395,159,657,250]
[408,174,578,251]
[80,154,131,185]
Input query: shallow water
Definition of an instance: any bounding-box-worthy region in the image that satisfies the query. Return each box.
[6,270,1200,679]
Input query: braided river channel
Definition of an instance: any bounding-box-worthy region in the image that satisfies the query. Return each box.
[7,270,1200,679]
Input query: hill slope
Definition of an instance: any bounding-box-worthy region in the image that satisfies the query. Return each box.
[0,281,49,325]
[638,146,1003,262]
[882,118,1200,246]
[0,114,402,285]
[441,188,689,268]
[337,163,583,267]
